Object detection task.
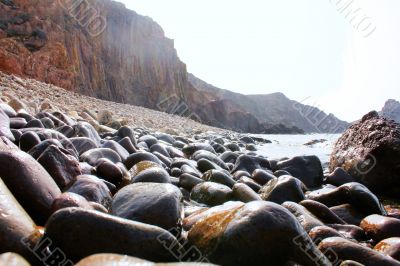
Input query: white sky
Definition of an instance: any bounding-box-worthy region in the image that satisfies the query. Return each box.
[117,0,400,121]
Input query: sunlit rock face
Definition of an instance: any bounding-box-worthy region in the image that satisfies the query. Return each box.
[0,0,191,108]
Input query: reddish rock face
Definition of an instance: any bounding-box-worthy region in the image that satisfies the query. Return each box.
[330,111,400,197]
[0,0,191,108]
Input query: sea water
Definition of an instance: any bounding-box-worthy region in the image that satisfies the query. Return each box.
[253,134,341,169]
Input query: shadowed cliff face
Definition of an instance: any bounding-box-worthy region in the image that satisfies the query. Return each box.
[0,0,190,109]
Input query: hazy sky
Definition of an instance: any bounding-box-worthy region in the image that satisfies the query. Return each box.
[118,0,400,121]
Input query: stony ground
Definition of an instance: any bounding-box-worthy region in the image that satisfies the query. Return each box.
[0,72,228,136]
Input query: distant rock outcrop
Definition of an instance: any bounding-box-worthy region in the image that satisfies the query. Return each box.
[381,99,400,123]
[189,74,349,133]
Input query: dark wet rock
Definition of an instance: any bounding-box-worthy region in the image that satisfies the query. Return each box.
[0,146,61,224]
[156,133,175,144]
[27,139,62,158]
[9,117,27,129]
[153,151,172,167]
[193,150,229,171]
[330,204,366,226]
[81,148,121,166]
[220,151,239,164]
[283,201,324,232]
[138,135,158,147]
[201,170,236,188]
[330,111,400,197]
[212,143,227,153]
[239,136,255,144]
[40,117,55,129]
[328,224,368,242]
[0,178,37,261]
[130,161,171,184]
[276,155,323,188]
[306,182,386,216]
[53,111,75,126]
[252,169,276,186]
[309,226,345,245]
[150,143,170,158]
[10,129,21,143]
[44,208,181,263]
[37,145,81,189]
[67,175,112,208]
[112,183,183,230]
[188,201,330,266]
[304,139,327,146]
[101,140,129,161]
[190,182,233,206]
[183,143,216,156]
[360,215,400,242]
[374,237,400,261]
[166,146,185,158]
[273,169,291,177]
[118,137,136,154]
[173,140,186,149]
[180,164,202,178]
[197,158,224,172]
[232,183,262,202]
[75,122,101,145]
[24,118,44,128]
[171,167,182,177]
[70,137,98,155]
[232,170,251,180]
[224,142,241,152]
[51,192,95,214]
[179,173,203,191]
[17,113,35,122]
[238,176,262,192]
[259,176,305,204]
[318,237,400,266]
[246,144,257,151]
[19,131,41,152]
[56,125,75,138]
[95,159,123,185]
[300,200,346,225]
[231,155,270,175]
[326,167,355,187]
[124,152,163,170]
[0,108,14,141]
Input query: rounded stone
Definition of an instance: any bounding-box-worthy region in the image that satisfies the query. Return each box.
[44,208,180,263]
[188,201,330,266]
[0,148,61,224]
[112,183,183,230]
[190,182,233,206]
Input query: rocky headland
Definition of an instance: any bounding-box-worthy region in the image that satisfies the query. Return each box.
[0,0,348,134]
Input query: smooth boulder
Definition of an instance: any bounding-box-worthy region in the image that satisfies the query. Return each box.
[112,183,183,230]
[44,208,181,263]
